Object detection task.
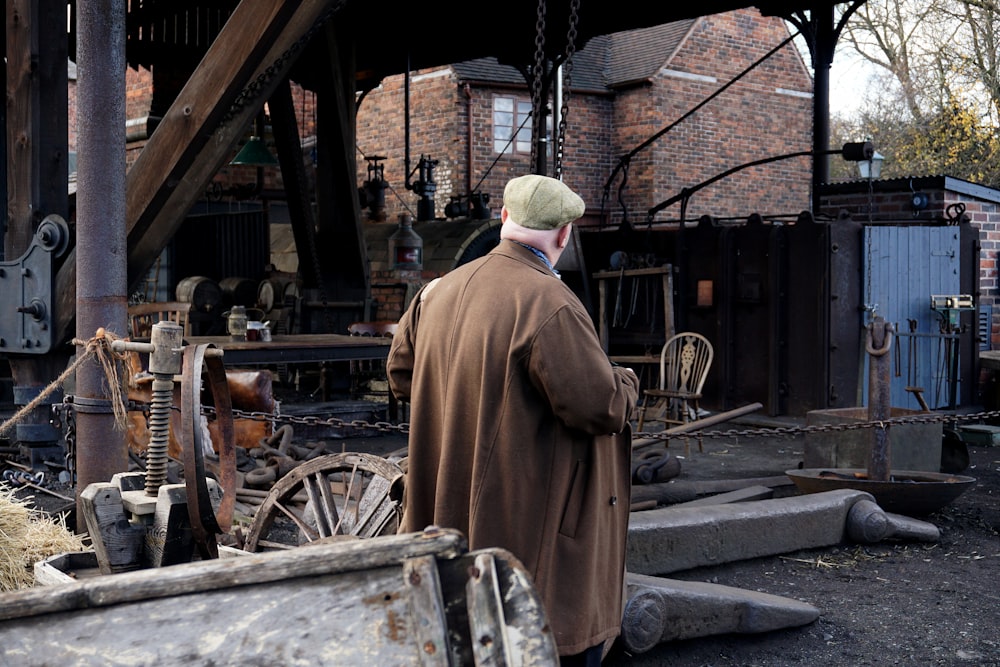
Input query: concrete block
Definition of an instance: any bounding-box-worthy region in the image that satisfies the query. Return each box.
[621,572,820,652]
[627,489,868,576]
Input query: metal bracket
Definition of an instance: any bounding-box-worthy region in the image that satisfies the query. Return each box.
[0,214,70,354]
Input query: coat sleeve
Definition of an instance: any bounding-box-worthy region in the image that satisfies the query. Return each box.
[529,303,639,435]
[386,314,414,403]
[386,278,440,402]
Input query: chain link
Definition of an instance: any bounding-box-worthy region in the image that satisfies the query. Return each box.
[634,408,1000,441]
[63,398,998,446]
[529,0,547,171]
[553,0,579,178]
[222,2,345,124]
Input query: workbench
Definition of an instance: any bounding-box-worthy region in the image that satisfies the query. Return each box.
[183,333,391,366]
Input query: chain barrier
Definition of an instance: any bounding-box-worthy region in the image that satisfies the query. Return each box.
[51,397,1000,453]
[635,408,1000,441]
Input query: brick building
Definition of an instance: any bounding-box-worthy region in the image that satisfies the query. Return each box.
[354,10,815,229]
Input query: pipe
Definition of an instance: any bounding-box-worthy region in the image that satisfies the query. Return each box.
[464,84,473,194]
[404,55,411,189]
[811,4,835,211]
[74,0,130,523]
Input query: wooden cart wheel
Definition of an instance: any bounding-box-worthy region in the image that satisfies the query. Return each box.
[241,452,405,552]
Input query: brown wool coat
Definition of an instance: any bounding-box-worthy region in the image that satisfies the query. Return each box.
[387,240,639,655]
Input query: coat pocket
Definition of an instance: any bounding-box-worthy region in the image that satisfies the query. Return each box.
[558,458,585,538]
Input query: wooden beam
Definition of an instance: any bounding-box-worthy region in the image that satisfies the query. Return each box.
[53,0,339,339]
[5,0,36,255]
[269,78,321,287]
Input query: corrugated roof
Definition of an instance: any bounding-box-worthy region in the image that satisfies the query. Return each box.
[452,19,694,93]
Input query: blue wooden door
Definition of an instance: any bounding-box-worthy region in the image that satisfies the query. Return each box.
[864,225,963,410]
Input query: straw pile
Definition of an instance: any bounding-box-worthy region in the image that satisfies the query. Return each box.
[0,483,88,591]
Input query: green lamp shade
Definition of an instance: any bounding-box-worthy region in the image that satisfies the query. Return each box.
[231,137,278,166]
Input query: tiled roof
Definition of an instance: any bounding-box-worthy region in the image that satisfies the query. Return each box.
[607,21,696,87]
[451,19,696,93]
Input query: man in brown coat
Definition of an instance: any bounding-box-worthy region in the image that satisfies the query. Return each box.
[387,174,639,665]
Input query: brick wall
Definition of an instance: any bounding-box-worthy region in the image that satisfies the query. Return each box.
[636,11,814,223]
[355,10,813,233]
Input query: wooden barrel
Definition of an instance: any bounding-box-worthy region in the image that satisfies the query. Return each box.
[220,276,258,308]
[282,280,300,306]
[176,276,223,313]
[257,277,297,311]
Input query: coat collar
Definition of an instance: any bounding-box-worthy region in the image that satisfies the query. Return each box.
[494,239,561,278]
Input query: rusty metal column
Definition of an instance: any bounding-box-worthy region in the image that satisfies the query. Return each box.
[74,0,129,522]
[866,316,894,482]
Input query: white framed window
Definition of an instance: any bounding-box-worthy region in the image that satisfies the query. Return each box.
[493,95,534,154]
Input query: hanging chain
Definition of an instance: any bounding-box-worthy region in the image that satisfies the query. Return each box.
[529,0,547,172]
[553,0,579,179]
[222,2,345,124]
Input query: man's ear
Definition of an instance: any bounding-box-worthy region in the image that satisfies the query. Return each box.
[557,224,572,249]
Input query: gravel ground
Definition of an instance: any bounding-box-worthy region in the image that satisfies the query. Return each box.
[605,419,1000,667]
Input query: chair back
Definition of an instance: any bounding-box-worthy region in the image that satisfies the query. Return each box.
[128,301,192,338]
[659,332,713,397]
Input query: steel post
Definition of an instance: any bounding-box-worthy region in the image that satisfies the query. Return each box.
[74,0,129,522]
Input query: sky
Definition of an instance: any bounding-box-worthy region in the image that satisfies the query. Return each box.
[827,47,880,118]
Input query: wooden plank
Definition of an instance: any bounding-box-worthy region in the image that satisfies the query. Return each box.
[0,534,561,666]
[593,266,672,279]
[466,553,511,666]
[403,555,452,667]
[269,78,322,286]
[78,483,145,574]
[0,529,467,622]
[5,0,35,254]
[666,485,776,509]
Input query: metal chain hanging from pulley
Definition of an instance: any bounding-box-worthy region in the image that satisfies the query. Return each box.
[529,0,547,173]
[554,0,579,178]
[529,0,579,177]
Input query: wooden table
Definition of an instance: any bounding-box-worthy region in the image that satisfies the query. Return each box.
[184,334,391,366]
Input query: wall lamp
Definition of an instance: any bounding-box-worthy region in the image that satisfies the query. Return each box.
[857,151,884,180]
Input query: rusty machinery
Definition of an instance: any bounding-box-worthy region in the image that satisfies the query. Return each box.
[0,215,71,355]
[78,322,238,571]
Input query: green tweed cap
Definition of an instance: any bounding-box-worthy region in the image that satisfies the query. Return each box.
[503,174,585,230]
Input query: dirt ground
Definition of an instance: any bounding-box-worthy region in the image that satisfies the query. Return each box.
[605,418,1000,667]
[4,409,999,666]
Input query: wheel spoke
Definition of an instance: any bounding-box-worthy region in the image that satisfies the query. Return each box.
[242,452,404,552]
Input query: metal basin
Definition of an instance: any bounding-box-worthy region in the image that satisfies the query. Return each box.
[785,468,977,516]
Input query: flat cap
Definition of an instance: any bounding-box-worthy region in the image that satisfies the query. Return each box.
[503,175,585,230]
